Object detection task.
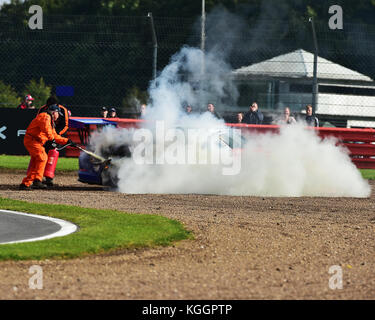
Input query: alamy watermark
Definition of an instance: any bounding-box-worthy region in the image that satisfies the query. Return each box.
[28,5,43,30]
[328,265,343,290]
[328,5,343,30]
[28,265,43,290]
[28,4,342,31]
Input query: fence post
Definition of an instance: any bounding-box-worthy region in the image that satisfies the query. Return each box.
[309,17,319,114]
[199,0,206,112]
[148,12,158,80]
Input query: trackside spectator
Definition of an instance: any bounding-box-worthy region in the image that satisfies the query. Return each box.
[273,107,297,125]
[100,107,108,118]
[207,103,221,119]
[237,112,244,123]
[242,102,264,124]
[17,95,35,109]
[140,104,147,117]
[305,104,319,127]
[185,105,193,115]
[108,107,117,118]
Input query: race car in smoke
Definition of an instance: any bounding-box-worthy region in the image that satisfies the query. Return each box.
[68,118,128,187]
[71,118,246,188]
[78,143,131,187]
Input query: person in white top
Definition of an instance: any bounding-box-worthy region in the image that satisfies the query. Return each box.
[274,107,297,125]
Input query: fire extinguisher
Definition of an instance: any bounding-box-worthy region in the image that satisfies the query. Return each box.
[44,148,60,179]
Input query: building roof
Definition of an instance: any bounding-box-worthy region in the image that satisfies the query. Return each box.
[232,49,373,82]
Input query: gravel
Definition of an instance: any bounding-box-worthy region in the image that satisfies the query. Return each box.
[0,171,374,299]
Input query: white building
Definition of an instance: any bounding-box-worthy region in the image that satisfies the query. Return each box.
[232,49,375,127]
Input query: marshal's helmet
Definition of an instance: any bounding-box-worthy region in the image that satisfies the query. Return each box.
[48,104,63,116]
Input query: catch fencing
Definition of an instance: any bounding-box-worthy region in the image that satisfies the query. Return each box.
[1,13,375,127]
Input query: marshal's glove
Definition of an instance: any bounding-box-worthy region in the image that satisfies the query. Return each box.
[43,140,57,151]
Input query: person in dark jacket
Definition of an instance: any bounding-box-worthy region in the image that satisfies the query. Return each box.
[305,104,319,127]
[207,103,221,119]
[108,107,117,118]
[242,102,264,124]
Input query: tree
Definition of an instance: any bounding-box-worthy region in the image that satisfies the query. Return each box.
[0,80,20,108]
[22,77,52,108]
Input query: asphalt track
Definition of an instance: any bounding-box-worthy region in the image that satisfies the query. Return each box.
[0,210,77,244]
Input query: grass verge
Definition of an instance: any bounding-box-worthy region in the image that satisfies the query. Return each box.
[0,155,78,171]
[360,169,375,180]
[2,155,375,180]
[0,197,192,261]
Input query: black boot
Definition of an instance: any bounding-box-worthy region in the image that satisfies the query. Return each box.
[31,180,47,189]
[43,177,54,187]
[19,184,31,191]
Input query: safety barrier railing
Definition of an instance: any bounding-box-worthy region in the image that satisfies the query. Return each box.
[66,118,375,169]
[227,123,375,169]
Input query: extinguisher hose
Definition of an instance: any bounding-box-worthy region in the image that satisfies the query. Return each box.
[57,141,110,163]
[56,143,73,151]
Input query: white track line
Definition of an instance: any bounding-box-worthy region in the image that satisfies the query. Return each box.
[0,209,78,245]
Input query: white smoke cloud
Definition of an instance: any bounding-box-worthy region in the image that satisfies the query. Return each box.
[91,121,369,197]
[145,45,237,124]
[236,124,370,197]
[89,123,370,198]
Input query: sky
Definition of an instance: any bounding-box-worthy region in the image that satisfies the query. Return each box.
[0,0,10,7]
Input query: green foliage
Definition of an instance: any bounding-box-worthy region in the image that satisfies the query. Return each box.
[0,78,51,109]
[22,78,52,108]
[360,169,375,180]
[0,155,78,171]
[0,197,192,260]
[0,81,20,108]
[306,5,317,19]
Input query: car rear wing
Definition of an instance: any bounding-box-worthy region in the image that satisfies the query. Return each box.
[68,117,117,145]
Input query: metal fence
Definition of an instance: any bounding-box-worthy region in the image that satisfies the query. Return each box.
[0,14,195,117]
[1,13,375,127]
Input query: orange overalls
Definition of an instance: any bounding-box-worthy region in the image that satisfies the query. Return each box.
[21,113,68,187]
[38,104,69,135]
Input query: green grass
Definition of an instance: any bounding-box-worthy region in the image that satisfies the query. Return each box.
[2,155,375,180]
[0,154,78,171]
[0,198,192,261]
[360,169,375,180]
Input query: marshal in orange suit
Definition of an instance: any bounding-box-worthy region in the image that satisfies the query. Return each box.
[20,104,70,190]
[36,96,70,186]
